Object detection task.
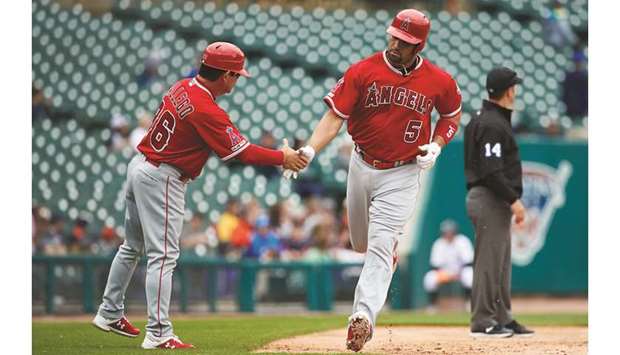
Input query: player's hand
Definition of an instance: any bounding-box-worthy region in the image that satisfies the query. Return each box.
[283,145,316,179]
[281,139,309,172]
[416,142,441,170]
[511,199,526,226]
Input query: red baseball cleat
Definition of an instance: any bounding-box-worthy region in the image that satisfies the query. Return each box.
[92,314,141,338]
[142,334,195,350]
[346,313,372,352]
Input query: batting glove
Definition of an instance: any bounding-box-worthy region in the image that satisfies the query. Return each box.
[283,145,316,179]
[416,142,441,170]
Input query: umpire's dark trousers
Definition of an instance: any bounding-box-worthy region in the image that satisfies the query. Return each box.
[466,186,514,331]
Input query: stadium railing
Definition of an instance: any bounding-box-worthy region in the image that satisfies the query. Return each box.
[32,255,371,314]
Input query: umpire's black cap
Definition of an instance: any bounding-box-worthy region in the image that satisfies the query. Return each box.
[486,67,522,94]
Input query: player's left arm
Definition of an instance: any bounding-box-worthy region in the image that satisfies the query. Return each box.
[432,75,463,148]
[432,111,461,148]
[306,109,346,154]
[417,76,461,169]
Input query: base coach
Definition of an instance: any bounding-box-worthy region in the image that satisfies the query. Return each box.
[464,67,534,338]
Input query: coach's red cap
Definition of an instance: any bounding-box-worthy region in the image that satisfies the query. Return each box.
[201,42,251,77]
[387,9,431,46]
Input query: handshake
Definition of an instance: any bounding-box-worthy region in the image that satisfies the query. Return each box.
[280,139,315,179]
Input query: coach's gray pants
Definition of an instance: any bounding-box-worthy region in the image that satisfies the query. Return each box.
[466,186,513,331]
[347,151,421,329]
[97,155,186,338]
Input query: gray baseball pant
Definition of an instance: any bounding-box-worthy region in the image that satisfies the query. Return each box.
[466,186,513,331]
[346,151,421,328]
[97,154,186,338]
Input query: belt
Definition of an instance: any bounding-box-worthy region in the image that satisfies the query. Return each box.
[354,145,415,170]
[144,157,190,183]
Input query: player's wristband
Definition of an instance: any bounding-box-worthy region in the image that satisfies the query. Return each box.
[299,145,315,162]
[433,119,458,145]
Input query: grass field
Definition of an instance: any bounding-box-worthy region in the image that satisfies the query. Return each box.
[32,312,587,355]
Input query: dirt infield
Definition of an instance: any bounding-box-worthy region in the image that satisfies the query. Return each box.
[258,326,587,354]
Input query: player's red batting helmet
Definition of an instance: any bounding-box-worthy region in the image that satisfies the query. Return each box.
[386,9,431,49]
[201,42,251,77]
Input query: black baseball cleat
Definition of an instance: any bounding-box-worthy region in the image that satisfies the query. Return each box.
[505,320,535,337]
[470,324,514,338]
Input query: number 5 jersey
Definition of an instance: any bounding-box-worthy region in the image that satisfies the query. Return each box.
[324,51,462,162]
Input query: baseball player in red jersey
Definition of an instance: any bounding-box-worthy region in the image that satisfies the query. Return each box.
[92,42,308,350]
[288,9,462,352]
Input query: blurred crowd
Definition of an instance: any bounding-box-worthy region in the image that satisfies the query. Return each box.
[32,1,587,140]
[32,196,365,264]
[31,0,588,257]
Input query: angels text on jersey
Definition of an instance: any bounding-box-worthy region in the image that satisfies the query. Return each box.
[363,81,433,115]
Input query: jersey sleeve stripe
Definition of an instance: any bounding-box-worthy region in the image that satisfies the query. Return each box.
[323,96,350,119]
[222,140,250,161]
[439,105,461,118]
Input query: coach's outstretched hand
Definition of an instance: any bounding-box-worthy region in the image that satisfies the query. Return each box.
[281,139,309,172]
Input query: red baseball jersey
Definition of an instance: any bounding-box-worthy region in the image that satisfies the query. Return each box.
[324,51,462,162]
[138,77,249,179]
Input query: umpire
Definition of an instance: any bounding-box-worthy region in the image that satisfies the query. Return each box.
[464,67,534,338]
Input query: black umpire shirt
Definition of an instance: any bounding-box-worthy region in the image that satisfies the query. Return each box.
[464,99,522,204]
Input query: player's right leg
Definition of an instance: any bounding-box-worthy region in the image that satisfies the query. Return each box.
[94,155,144,337]
[131,159,190,348]
[346,151,371,253]
[347,163,421,352]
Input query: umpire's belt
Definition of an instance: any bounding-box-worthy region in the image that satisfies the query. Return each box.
[144,156,191,183]
[354,145,414,170]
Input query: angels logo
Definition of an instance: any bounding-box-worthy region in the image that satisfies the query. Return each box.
[510,161,572,266]
[226,126,243,148]
[364,82,379,107]
[400,18,411,31]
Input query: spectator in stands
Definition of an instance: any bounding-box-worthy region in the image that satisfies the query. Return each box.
[281,222,307,260]
[67,217,89,253]
[301,196,325,239]
[136,49,161,88]
[423,219,474,313]
[562,50,588,121]
[255,131,280,179]
[303,223,333,263]
[216,199,241,256]
[32,206,53,254]
[32,206,42,254]
[130,112,153,151]
[269,200,294,240]
[91,225,122,256]
[32,83,51,121]
[185,55,201,78]
[229,212,252,257]
[41,213,67,256]
[180,213,218,257]
[109,113,131,152]
[443,0,463,16]
[542,1,577,49]
[245,215,282,260]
